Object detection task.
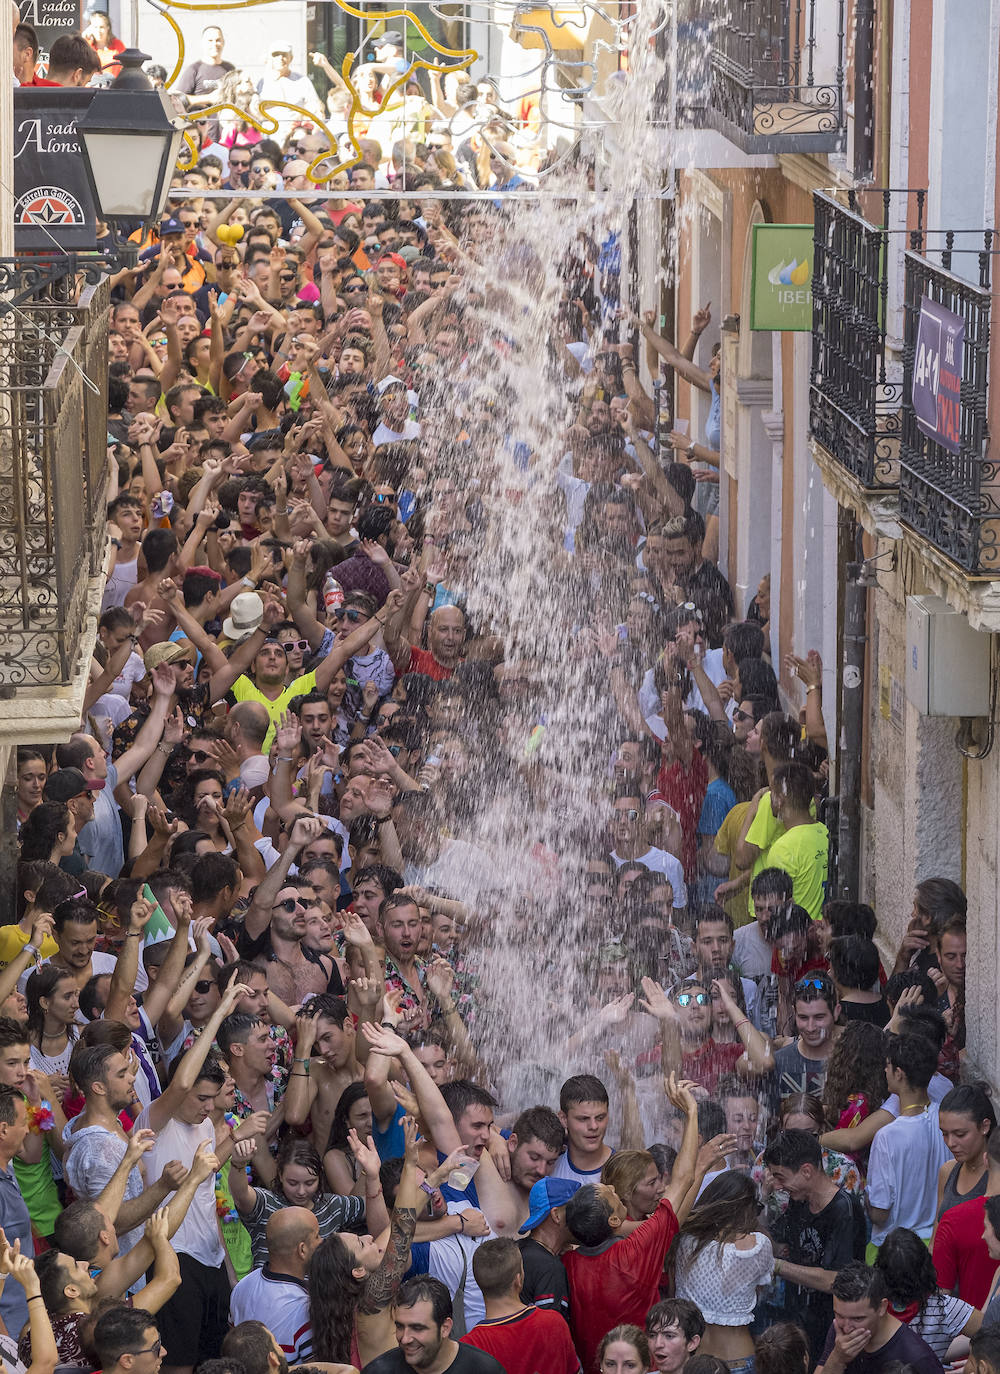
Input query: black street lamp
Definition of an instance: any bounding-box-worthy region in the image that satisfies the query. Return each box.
[76,48,186,263]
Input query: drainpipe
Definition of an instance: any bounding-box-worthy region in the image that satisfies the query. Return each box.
[838,553,872,901]
[854,0,875,182]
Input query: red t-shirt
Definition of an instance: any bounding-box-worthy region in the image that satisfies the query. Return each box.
[461,1306,582,1374]
[406,645,455,680]
[563,1196,679,1374]
[656,751,708,882]
[931,1194,999,1306]
[680,1037,745,1094]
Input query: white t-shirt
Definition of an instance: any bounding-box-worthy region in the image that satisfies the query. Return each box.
[109,652,147,699]
[427,1201,490,1337]
[230,1269,311,1362]
[881,1072,952,1116]
[551,1149,612,1187]
[866,1103,952,1245]
[734,922,772,980]
[372,417,421,447]
[610,846,688,908]
[132,1107,224,1265]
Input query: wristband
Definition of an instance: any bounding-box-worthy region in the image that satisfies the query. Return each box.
[27,1295,44,1302]
[774,1258,782,1276]
[156,742,172,755]
[734,1018,751,1033]
[458,1213,466,1234]
[23,944,38,959]
[419,1181,435,1196]
[275,507,289,516]
[126,931,143,939]
[277,755,295,763]
[293,1057,310,1064]
[241,575,257,588]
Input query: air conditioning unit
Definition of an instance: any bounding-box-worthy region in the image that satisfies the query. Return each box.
[905,595,991,717]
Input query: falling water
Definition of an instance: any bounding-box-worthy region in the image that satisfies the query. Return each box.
[425,4,680,1135]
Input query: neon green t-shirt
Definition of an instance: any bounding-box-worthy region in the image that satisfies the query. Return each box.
[229,670,316,751]
[766,820,830,921]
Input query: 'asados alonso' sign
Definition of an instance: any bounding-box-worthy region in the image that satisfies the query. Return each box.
[13,89,97,250]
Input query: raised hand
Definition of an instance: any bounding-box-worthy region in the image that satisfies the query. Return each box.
[145,1207,171,1245]
[347,1129,383,1179]
[638,976,675,1022]
[339,908,373,948]
[692,300,712,333]
[289,814,325,848]
[125,1127,157,1165]
[362,1022,408,1058]
[159,1158,188,1190]
[424,956,455,1004]
[274,710,303,755]
[191,1140,221,1181]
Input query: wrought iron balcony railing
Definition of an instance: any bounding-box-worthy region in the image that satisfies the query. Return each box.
[0,268,109,690]
[809,189,925,491]
[898,247,996,574]
[706,0,846,152]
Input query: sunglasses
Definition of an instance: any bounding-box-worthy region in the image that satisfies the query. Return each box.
[333,607,365,622]
[795,975,834,993]
[674,991,710,1007]
[229,158,250,167]
[371,492,396,504]
[187,748,214,763]
[272,897,304,913]
[150,336,167,347]
[192,980,215,995]
[732,708,753,723]
[280,272,297,282]
[281,639,310,653]
[342,284,367,294]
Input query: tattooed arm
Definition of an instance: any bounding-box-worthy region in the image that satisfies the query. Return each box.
[356,1116,420,1366]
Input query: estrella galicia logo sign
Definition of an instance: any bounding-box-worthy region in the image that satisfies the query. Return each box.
[15,185,83,228]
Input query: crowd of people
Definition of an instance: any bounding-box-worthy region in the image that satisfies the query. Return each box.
[4,13,995,1374]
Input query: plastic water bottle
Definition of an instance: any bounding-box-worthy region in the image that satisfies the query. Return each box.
[323,572,344,617]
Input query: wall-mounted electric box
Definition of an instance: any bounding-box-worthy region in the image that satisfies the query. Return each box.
[905,594,991,717]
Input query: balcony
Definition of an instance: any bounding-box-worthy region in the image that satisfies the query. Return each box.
[809,190,926,493]
[898,247,997,575]
[706,0,846,153]
[0,268,109,739]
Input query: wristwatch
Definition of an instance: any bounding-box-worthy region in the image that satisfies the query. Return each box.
[685,440,697,457]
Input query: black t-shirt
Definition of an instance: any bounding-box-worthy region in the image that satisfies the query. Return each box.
[839,999,890,1026]
[362,1343,505,1373]
[818,1317,945,1374]
[685,558,736,647]
[772,1188,867,1358]
[518,1236,571,1320]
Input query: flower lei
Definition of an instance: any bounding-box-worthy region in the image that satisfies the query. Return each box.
[215,1112,250,1223]
[26,1100,55,1133]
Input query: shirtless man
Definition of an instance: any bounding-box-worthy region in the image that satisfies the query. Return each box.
[282,994,363,1149]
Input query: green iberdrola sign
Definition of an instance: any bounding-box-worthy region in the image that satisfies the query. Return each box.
[750,223,814,331]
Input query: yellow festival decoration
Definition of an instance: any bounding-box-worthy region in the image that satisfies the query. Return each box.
[155,0,477,184]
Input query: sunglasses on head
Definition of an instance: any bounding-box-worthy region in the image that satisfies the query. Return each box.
[281,639,310,653]
[192,979,215,995]
[674,991,710,1007]
[272,897,303,913]
[333,607,365,622]
[795,975,834,993]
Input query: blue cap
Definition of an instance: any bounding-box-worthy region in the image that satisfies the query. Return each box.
[518,1176,581,1234]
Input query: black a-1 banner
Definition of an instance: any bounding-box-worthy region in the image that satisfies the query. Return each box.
[13,88,98,251]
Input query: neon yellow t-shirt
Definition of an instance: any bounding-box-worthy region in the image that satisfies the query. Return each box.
[0,925,58,969]
[766,821,830,921]
[229,670,316,751]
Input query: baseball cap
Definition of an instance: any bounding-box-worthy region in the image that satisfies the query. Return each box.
[518,1176,581,1234]
[159,216,184,236]
[376,374,407,395]
[44,768,103,803]
[271,43,292,55]
[144,641,192,672]
[378,29,403,46]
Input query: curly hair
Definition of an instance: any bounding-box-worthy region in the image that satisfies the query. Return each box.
[874,1227,940,1314]
[174,768,226,831]
[307,1234,362,1363]
[821,1021,888,1127]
